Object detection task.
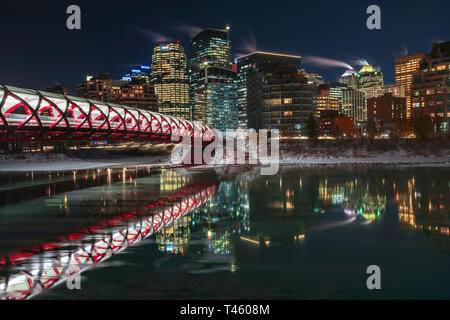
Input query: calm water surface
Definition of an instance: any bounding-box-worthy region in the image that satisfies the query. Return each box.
[0,166,449,299]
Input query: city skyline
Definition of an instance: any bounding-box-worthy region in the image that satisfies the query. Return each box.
[1,0,449,94]
[0,0,449,304]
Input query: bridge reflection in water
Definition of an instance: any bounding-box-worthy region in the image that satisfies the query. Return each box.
[0,181,217,300]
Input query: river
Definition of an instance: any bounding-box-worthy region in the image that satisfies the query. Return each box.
[0,165,449,299]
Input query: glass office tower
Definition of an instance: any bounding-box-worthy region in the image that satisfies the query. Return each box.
[190,27,238,131]
[151,41,190,119]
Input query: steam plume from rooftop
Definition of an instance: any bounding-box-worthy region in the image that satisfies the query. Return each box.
[303,56,354,71]
[172,24,203,38]
[239,30,258,53]
[132,26,171,43]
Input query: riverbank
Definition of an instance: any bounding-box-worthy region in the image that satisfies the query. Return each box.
[0,152,171,172]
[0,138,449,172]
[1,151,449,172]
[277,138,450,166]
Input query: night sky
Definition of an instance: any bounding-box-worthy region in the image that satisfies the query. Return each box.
[1,0,449,95]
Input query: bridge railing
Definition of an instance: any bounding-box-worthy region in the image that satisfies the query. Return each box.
[0,85,215,143]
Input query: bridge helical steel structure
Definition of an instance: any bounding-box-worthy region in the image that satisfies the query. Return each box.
[0,85,215,143]
[0,182,217,300]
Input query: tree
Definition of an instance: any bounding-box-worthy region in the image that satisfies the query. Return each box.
[305,113,318,139]
[367,119,377,139]
[412,114,433,142]
[434,115,442,133]
[334,124,341,138]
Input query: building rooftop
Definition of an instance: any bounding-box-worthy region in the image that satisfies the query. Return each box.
[358,65,377,74]
[236,51,302,60]
[430,41,450,58]
[191,28,229,42]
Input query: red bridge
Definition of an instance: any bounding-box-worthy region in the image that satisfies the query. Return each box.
[0,85,215,143]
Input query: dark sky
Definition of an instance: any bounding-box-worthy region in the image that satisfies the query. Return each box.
[1,0,449,95]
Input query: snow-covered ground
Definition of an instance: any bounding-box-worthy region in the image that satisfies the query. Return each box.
[200,154,450,171]
[278,155,450,166]
[1,143,449,172]
[0,152,173,172]
[198,140,450,169]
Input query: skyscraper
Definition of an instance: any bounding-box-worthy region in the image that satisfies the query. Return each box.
[411,42,450,131]
[190,27,238,131]
[151,41,190,119]
[395,53,426,119]
[341,88,366,124]
[236,51,313,133]
[356,65,384,94]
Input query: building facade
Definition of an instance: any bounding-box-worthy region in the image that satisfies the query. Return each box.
[367,93,407,126]
[122,65,151,83]
[299,70,325,123]
[150,41,190,119]
[341,87,366,124]
[190,27,238,131]
[357,65,384,95]
[77,73,159,112]
[411,42,450,131]
[236,51,313,133]
[365,84,406,100]
[395,53,426,119]
[318,110,354,136]
[317,83,343,118]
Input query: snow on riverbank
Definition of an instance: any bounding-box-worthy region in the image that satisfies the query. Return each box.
[279,155,450,166]
[0,152,173,172]
[1,147,449,173]
[201,154,450,171]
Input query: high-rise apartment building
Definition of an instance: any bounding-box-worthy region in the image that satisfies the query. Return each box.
[77,73,158,112]
[236,51,313,133]
[341,88,366,124]
[190,27,238,131]
[395,53,426,119]
[151,41,190,119]
[411,42,450,131]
